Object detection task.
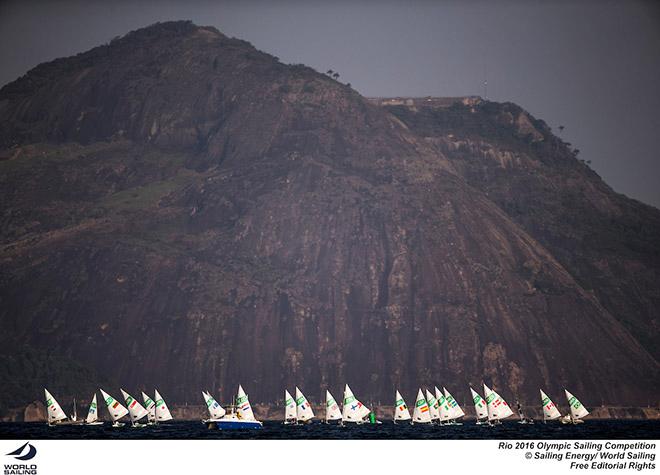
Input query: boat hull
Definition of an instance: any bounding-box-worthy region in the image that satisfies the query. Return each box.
[207,419,263,430]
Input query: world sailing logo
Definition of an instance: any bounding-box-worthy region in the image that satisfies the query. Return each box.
[4,442,37,475]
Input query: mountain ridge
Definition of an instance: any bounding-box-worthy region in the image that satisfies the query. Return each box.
[0,21,657,413]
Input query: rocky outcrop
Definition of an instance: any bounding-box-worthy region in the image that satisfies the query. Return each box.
[0,22,657,412]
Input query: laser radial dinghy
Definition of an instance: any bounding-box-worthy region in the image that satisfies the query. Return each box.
[100,389,129,427]
[412,389,432,424]
[284,389,297,424]
[154,389,173,423]
[142,392,156,424]
[470,387,489,425]
[120,389,150,427]
[201,391,226,423]
[44,388,73,426]
[540,389,562,422]
[434,386,452,424]
[483,384,513,424]
[425,389,441,424]
[295,387,314,423]
[393,390,412,423]
[85,394,103,425]
[444,387,465,425]
[324,390,342,423]
[562,389,589,424]
[341,384,371,424]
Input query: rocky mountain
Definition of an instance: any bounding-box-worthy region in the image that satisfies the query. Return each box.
[0,21,657,415]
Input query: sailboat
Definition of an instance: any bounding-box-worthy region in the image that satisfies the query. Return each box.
[444,387,465,425]
[341,384,372,424]
[411,388,432,424]
[201,391,226,423]
[99,388,129,427]
[435,386,452,424]
[284,390,297,424]
[142,392,156,425]
[84,394,103,425]
[295,387,314,424]
[120,389,149,427]
[393,390,412,424]
[515,399,534,424]
[470,387,489,425]
[562,389,589,424]
[154,389,173,423]
[540,389,562,423]
[425,389,441,424]
[207,385,263,430]
[70,398,78,422]
[483,384,513,425]
[44,388,79,426]
[324,390,342,424]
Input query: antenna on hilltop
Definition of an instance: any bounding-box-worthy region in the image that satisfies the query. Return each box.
[483,80,488,100]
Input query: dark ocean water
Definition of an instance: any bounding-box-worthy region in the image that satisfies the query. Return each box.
[1,420,658,440]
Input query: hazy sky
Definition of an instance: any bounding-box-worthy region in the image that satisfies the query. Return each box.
[1,0,659,207]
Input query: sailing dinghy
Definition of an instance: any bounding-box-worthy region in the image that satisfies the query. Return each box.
[202,391,226,423]
[207,385,263,429]
[425,389,441,424]
[412,389,432,424]
[562,389,589,424]
[100,389,129,427]
[120,389,149,427]
[393,390,412,424]
[85,394,103,425]
[483,384,513,425]
[444,387,465,425]
[44,388,81,426]
[324,390,342,424]
[142,392,156,425]
[540,389,562,423]
[470,387,489,425]
[434,386,452,424]
[154,389,173,423]
[284,389,297,424]
[341,384,372,424]
[295,387,314,424]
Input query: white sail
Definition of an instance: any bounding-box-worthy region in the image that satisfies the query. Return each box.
[236,385,256,421]
[284,390,297,422]
[435,386,452,421]
[154,389,173,422]
[85,394,99,423]
[325,390,342,421]
[120,389,149,423]
[99,389,129,421]
[394,390,411,421]
[202,391,226,419]
[44,388,67,424]
[564,389,589,421]
[142,392,156,423]
[341,384,371,422]
[412,388,432,423]
[444,387,465,419]
[540,389,562,420]
[425,389,441,421]
[470,387,488,420]
[483,384,514,421]
[295,387,315,422]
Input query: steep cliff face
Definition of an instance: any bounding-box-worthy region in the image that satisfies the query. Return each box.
[0,21,657,412]
[383,100,660,361]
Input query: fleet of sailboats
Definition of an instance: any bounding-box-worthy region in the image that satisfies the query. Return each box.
[42,384,591,428]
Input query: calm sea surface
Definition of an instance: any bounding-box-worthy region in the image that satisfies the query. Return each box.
[1,420,658,440]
